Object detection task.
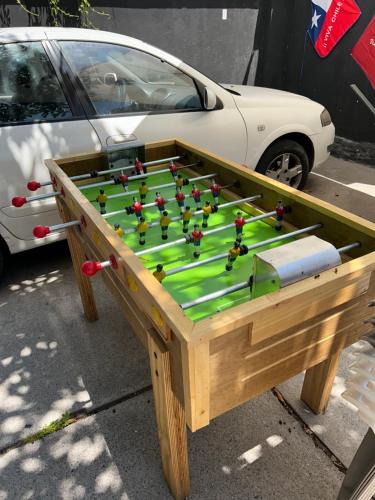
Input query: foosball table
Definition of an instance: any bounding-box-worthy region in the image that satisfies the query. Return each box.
[13,138,375,498]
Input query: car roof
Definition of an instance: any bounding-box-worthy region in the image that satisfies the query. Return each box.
[0,27,182,66]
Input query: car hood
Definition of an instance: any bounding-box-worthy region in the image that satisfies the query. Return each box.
[221,84,317,107]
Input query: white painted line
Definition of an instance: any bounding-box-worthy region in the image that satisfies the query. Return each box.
[222,8,227,20]
[311,172,375,198]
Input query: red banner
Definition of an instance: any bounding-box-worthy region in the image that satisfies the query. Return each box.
[352,16,375,89]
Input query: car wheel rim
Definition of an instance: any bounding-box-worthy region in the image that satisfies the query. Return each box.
[265,153,303,187]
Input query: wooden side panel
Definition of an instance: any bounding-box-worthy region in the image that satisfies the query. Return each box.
[209,275,375,419]
[148,330,190,500]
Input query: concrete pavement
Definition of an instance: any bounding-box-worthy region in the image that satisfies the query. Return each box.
[0,156,374,499]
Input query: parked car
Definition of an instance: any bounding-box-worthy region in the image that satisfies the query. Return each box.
[0,27,335,277]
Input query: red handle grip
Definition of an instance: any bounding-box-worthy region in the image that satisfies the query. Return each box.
[27,181,41,191]
[81,261,103,277]
[33,226,51,238]
[12,196,27,208]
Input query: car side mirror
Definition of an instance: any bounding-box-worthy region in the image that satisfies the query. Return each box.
[204,87,217,110]
[104,72,118,86]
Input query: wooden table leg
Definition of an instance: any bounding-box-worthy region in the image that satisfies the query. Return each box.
[58,201,98,322]
[148,331,190,500]
[301,350,342,414]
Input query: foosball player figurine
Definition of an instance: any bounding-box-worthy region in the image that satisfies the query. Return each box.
[139,181,148,205]
[153,264,166,283]
[202,200,213,228]
[175,174,189,188]
[160,211,172,240]
[114,223,124,238]
[191,224,204,258]
[275,200,285,231]
[119,174,129,191]
[132,197,143,220]
[96,189,108,215]
[135,157,146,175]
[182,206,193,233]
[226,239,249,271]
[191,184,201,209]
[155,192,168,213]
[137,216,149,245]
[175,187,185,214]
[226,241,241,271]
[210,179,221,205]
[169,160,178,179]
[234,212,246,240]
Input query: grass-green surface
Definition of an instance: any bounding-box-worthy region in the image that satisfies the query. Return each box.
[82,171,295,322]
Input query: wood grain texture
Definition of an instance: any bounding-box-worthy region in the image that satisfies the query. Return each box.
[301,350,343,414]
[57,199,98,322]
[148,330,190,500]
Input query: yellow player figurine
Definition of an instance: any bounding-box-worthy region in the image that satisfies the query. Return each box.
[202,200,213,228]
[182,206,193,233]
[137,216,149,245]
[139,181,149,205]
[114,223,124,238]
[153,264,166,283]
[96,189,108,215]
[226,240,241,271]
[160,210,172,240]
[175,174,184,189]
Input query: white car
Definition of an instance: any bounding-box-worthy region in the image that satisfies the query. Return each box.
[0,27,335,277]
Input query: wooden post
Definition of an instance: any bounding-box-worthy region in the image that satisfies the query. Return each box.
[300,349,342,414]
[58,200,98,322]
[147,330,190,500]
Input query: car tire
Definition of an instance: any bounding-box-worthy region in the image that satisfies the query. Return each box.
[0,239,8,282]
[255,139,310,190]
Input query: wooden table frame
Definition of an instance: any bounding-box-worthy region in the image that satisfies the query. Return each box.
[45,139,375,499]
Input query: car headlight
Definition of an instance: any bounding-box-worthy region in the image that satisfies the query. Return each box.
[320,108,332,127]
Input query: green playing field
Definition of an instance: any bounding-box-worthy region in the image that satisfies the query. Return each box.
[82,169,294,321]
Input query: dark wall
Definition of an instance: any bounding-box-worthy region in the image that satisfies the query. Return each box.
[1,0,374,145]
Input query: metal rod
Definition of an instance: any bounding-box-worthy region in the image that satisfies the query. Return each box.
[337,242,361,253]
[26,191,60,202]
[350,84,375,116]
[105,187,212,221]
[50,220,80,232]
[71,155,182,181]
[180,236,357,310]
[79,162,199,191]
[181,281,249,310]
[165,223,322,277]
[135,195,262,256]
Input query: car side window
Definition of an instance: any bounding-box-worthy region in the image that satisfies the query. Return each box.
[0,42,72,126]
[58,41,202,116]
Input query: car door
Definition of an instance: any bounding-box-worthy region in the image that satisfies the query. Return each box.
[0,40,101,246]
[56,40,247,163]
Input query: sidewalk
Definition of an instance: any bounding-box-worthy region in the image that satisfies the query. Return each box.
[0,157,373,499]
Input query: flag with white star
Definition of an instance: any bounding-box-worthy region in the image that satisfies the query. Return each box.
[308,0,361,57]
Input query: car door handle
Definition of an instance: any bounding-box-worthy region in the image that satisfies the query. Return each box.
[106,134,138,146]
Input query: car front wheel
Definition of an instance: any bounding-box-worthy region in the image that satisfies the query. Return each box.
[255,139,309,190]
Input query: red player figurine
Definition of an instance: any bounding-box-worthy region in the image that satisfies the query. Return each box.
[275,200,285,231]
[175,187,185,214]
[234,212,246,240]
[118,174,129,192]
[210,179,221,205]
[155,192,168,213]
[169,160,178,179]
[190,224,204,258]
[191,184,201,209]
[135,157,146,175]
[132,197,143,220]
